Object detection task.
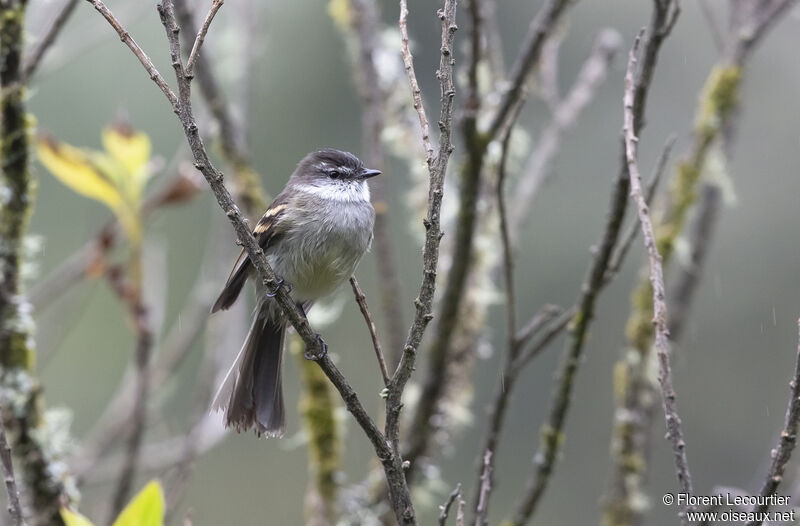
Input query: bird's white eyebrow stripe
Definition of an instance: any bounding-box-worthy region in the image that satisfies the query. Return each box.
[296,182,370,202]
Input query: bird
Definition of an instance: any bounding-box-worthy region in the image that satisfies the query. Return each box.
[211,149,379,437]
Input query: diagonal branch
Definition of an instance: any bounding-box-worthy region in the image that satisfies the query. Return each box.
[184,0,223,77]
[22,0,80,81]
[745,319,800,525]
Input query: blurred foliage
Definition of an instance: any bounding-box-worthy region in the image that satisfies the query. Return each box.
[36,123,153,245]
[61,480,164,526]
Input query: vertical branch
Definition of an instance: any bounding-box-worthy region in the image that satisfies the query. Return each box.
[387,0,459,493]
[403,0,577,478]
[0,422,25,526]
[0,0,66,524]
[622,34,693,523]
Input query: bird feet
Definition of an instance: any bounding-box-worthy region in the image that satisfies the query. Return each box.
[304,334,328,361]
[265,276,292,297]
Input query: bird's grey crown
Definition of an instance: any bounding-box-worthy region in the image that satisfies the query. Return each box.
[294,148,365,180]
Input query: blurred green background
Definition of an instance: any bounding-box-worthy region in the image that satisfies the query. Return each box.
[15,0,800,524]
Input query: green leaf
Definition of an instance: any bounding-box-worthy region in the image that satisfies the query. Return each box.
[61,509,95,526]
[111,480,165,526]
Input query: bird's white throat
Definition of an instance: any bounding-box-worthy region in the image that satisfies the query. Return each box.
[295,181,371,203]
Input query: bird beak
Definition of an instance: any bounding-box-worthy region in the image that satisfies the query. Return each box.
[360,168,382,179]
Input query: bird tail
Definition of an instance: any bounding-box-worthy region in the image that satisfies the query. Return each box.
[212,304,285,437]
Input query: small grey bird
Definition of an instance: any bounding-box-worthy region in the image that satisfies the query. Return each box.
[211,149,379,437]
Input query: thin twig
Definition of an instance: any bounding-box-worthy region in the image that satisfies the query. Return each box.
[438,483,462,526]
[456,494,465,526]
[85,0,178,109]
[474,451,492,526]
[185,0,223,77]
[0,422,24,526]
[350,276,390,386]
[22,0,80,81]
[513,307,575,369]
[512,304,563,352]
[623,31,693,523]
[746,319,800,525]
[399,0,434,166]
[605,133,676,282]
[468,98,520,521]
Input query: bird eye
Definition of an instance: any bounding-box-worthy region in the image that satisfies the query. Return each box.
[328,170,341,179]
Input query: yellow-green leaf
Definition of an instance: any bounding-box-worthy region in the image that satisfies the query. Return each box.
[61,509,95,526]
[102,124,151,184]
[37,137,123,213]
[112,480,164,526]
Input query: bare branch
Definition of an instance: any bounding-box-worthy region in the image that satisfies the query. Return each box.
[399,0,434,165]
[474,451,492,526]
[605,133,676,282]
[22,0,80,81]
[350,276,390,386]
[513,308,575,370]
[623,31,693,522]
[84,0,178,109]
[438,483,462,526]
[746,319,800,525]
[512,304,563,352]
[0,422,24,526]
[184,0,224,77]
